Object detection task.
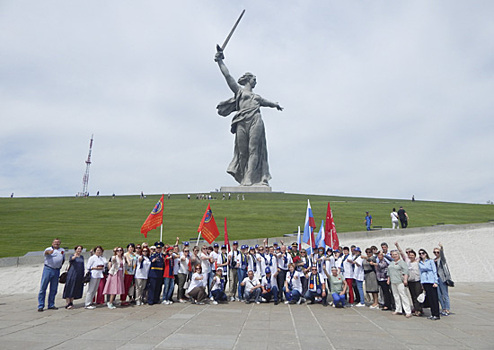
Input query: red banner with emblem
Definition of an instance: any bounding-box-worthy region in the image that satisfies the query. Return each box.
[140,194,164,238]
[197,203,220,244]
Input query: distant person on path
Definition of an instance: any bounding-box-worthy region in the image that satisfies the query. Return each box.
[38,238,65,312]
[391,208,400,229]
[364,212,372,231]
[63,245,85,309]
[397,207,409,228]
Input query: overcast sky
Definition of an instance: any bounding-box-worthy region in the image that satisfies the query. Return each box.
[1,1,493,203]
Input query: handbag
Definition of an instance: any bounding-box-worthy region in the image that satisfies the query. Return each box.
[417,291,426,303]
[445,279,455,287]
[83,270,91,284]
[59,272,67,284]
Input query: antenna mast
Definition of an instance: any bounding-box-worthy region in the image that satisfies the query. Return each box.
[79,135,94,197]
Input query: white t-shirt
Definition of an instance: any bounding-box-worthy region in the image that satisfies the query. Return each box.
[353,256,364,281]
[178,253,190,274]
[216,252,229,276]
[391,211,399,222]
[242,277,260,294]
[256,253,267,276]
[87,255,107,279]
[186,272,207,294]
[341,254,354,279]
[135,255,151,279]
[173,253,180,275]
[210,251,220,270]
[285,270,303,293]
[200,252,211,273]
[265,254,278,272]
[307,272,326,292]
[211,275,225,291]
[261,274,275,290]
[277,252,292,271]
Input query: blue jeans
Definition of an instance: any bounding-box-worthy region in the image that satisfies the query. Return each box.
[285,289,301,302]
[161,277,174,302]
[332,292,346,307]
[244,288,261,302]
[38,266,60,309]
[356,280,365,305]
[261,285,279,302]
[437,276,450,311]
[304,289,327,304]
[237,269,247,300]
[212,289,228,302]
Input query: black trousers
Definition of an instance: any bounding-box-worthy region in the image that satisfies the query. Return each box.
[422,283,440,318]
[277,269,287,301]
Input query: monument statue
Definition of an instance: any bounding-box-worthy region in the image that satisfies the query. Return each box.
[215,45,283,187]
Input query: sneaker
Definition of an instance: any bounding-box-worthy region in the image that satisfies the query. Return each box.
[161,300,168,305]
[179,299,187,303]
[197,301,205,305]
[256,301,260,305]
[212,301,218,305]
[230,297,236,302]
[440,311,449,316]
[107,303,116,309]
[284,301,289,304]
[38,308,44,312]
[136,301,142,306]
[85,305,96,310]
[369,305,379,309]
[329,301,334,307]
[274,301,279,305]
[356,303,365,307]
[260,297,266,302]
[210,296,214,301]
[47,306,59,310]
[168,301,173,305]
[296,298,302,305]
[236,298,241,302]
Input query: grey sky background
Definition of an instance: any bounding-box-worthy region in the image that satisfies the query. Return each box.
[1,1,493,203]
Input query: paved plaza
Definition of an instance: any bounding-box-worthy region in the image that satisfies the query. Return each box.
[0,283,492,349]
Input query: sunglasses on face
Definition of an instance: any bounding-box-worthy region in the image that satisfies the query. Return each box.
[419,252,426,255]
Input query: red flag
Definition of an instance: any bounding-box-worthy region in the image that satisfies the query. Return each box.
[224,217,230,253]
[325,202,339,250]
[197,203,220,244]
[140,194,164,238]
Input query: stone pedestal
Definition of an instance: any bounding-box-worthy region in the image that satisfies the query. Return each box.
[219,185,272,193]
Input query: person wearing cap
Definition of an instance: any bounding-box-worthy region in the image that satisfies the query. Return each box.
[256,245,267,280]
[364,211,373,231]
[216,245,229,286]
[210,267,227,304]
[260,267,279,304]
[348,247,365,307]
[283,263,304,304]
[276,245,292,302]
[147,242,165,305]
[236,245,249,301]
[340,247,355,305]
[161,247,175,305]
[240,270,262,304]
[290,242,299,259]
[227,241,240,301]
[304,264,328,306]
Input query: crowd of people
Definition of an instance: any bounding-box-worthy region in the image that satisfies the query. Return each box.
[37,238,454,321]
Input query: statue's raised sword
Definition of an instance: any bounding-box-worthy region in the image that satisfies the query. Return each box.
[215,9,245,61]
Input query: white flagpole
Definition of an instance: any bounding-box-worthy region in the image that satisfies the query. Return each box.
[160,223,163,242]
[196,231,202,247]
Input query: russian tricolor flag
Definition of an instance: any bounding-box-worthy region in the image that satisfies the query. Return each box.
[303,199,316,253]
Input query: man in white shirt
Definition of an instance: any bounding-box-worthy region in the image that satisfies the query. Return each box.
[277,245,292,302]
[349,247,365,306]
[240,270,262,304]
[236,245,249,301]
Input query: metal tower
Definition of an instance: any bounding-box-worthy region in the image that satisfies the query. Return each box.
[80,135,94,197]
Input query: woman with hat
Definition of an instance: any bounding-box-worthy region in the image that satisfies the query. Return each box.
[261,267,279,304]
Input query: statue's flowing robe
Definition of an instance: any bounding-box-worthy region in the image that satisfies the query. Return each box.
[217,89,271,186]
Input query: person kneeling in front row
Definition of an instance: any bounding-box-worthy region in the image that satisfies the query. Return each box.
[329,266,348,308]
[261,267,279,304]
[304,265,328,306]
[211,268,228,304]
[241,270,262,304]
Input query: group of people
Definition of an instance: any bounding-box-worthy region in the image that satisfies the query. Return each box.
[37,237,453,321]
[365,207,410,231]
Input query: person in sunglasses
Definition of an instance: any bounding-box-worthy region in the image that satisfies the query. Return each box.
[418,249,440,320]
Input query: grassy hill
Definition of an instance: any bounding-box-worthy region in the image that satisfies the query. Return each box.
[1,193,493,258]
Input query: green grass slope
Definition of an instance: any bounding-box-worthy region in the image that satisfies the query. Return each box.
[1,193,493,258]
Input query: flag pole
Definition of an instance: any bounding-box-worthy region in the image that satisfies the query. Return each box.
[196,231,201,247]
[160,223,163,242]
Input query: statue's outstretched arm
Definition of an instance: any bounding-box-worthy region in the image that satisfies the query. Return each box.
[260,97,283,111]
[215,51,239,94]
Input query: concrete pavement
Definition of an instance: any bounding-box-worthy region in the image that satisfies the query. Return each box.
[0,283,493,349]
